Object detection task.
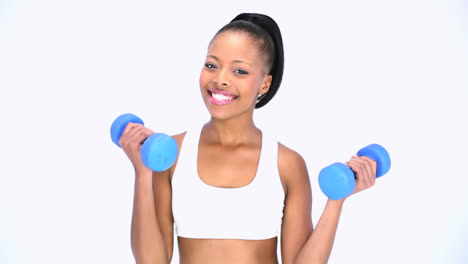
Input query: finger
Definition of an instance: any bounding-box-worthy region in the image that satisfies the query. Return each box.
[120,122,132,141]
[125,122,144,135]
[347,157,371,189]
[118,123,135,147]
[133,127,157,148]
[345,159,365,194]
[120,124,145,148]
[144,127,154,137]
[360,156,377,177]
[353,156,375,188]
[129,126,149,146]
[346,156,365,177]
[355,156,376,185]
[361,156,377,187]
[120,122,143,140]
[138,128,153,145]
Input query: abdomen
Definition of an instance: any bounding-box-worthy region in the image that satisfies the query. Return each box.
[177,236,279,264]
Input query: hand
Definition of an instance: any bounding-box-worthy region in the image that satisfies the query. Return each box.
[345,155,377,197]
[118,122,154,174]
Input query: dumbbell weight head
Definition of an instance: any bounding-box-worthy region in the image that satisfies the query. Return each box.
[141,133,178,172]
[318,162,356,200]
[356,143,391,178]
[111,113,144,147]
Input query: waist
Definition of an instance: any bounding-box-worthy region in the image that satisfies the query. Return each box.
[178,236,279,264]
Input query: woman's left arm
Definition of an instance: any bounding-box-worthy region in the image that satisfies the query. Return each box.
[279,144,377,264]
[278,144,313,264]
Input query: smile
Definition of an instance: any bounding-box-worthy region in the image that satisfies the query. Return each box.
[208,89,238,105]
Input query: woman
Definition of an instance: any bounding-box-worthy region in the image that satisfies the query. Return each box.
[119,13,377,264]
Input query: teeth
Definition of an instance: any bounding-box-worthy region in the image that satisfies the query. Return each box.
[212,92,234,101]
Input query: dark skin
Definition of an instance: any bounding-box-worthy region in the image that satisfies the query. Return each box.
[120,30,377,264]
[161,129,302,264]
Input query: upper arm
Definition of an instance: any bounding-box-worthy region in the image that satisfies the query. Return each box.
[279,143,313,264]
[152,132,185,262]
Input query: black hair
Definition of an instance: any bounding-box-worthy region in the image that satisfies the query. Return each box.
[214,13,284,109]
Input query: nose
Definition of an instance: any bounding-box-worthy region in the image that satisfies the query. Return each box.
[213,70,230,87]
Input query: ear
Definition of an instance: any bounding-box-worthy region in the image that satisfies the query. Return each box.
[259,75,273,95]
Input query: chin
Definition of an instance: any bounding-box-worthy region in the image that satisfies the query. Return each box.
[205,105,234,121]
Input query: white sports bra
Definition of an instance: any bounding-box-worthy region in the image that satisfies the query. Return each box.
[171,124,285,240]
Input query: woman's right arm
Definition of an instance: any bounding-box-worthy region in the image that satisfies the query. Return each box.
[119,123,170,263]
[131,170,170,264]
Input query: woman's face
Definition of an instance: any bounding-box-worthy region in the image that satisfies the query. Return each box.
[199,31,272,121]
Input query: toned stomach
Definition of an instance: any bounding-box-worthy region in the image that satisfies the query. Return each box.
[177,236,279,264]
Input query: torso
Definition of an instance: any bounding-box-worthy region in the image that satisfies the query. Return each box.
[177,237,279,264]
[170,125,288,263]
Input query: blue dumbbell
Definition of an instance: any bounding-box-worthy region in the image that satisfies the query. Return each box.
[318,144,391,200]
[110,113,178,172]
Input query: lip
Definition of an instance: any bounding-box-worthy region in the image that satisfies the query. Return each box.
[207,88,238,105]
[208,88,237,96]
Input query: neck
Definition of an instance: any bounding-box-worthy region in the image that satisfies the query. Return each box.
[203,114,260,146]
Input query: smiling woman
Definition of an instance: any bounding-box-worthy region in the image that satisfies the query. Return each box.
[200,31,273,120]
[118,13,378,264]
[2,0,468,263]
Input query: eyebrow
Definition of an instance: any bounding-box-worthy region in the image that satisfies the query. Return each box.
[207,55,253,67]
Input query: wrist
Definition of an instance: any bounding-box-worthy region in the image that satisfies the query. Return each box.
[134,168,153,180]
[326,198,345,209]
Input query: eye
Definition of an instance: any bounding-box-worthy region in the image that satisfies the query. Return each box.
[204,63,217,69]
[234,69,248,75]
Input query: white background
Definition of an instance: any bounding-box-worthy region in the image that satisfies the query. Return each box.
[1,0,467,263]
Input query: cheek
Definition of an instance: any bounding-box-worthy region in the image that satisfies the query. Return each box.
[242,76,264,94]
[199,70,209,87]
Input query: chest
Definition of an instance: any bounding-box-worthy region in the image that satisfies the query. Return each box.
[170,130,287,240]
[197,143,261,188]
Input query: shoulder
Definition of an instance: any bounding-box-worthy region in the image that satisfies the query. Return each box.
[277,142,310,196]
[278,143,306,168]
[166,131,187,180]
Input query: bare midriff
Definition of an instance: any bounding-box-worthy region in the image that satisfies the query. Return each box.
[177,236,279,264]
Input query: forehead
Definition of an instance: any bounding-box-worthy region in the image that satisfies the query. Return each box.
[208,31,264,64]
